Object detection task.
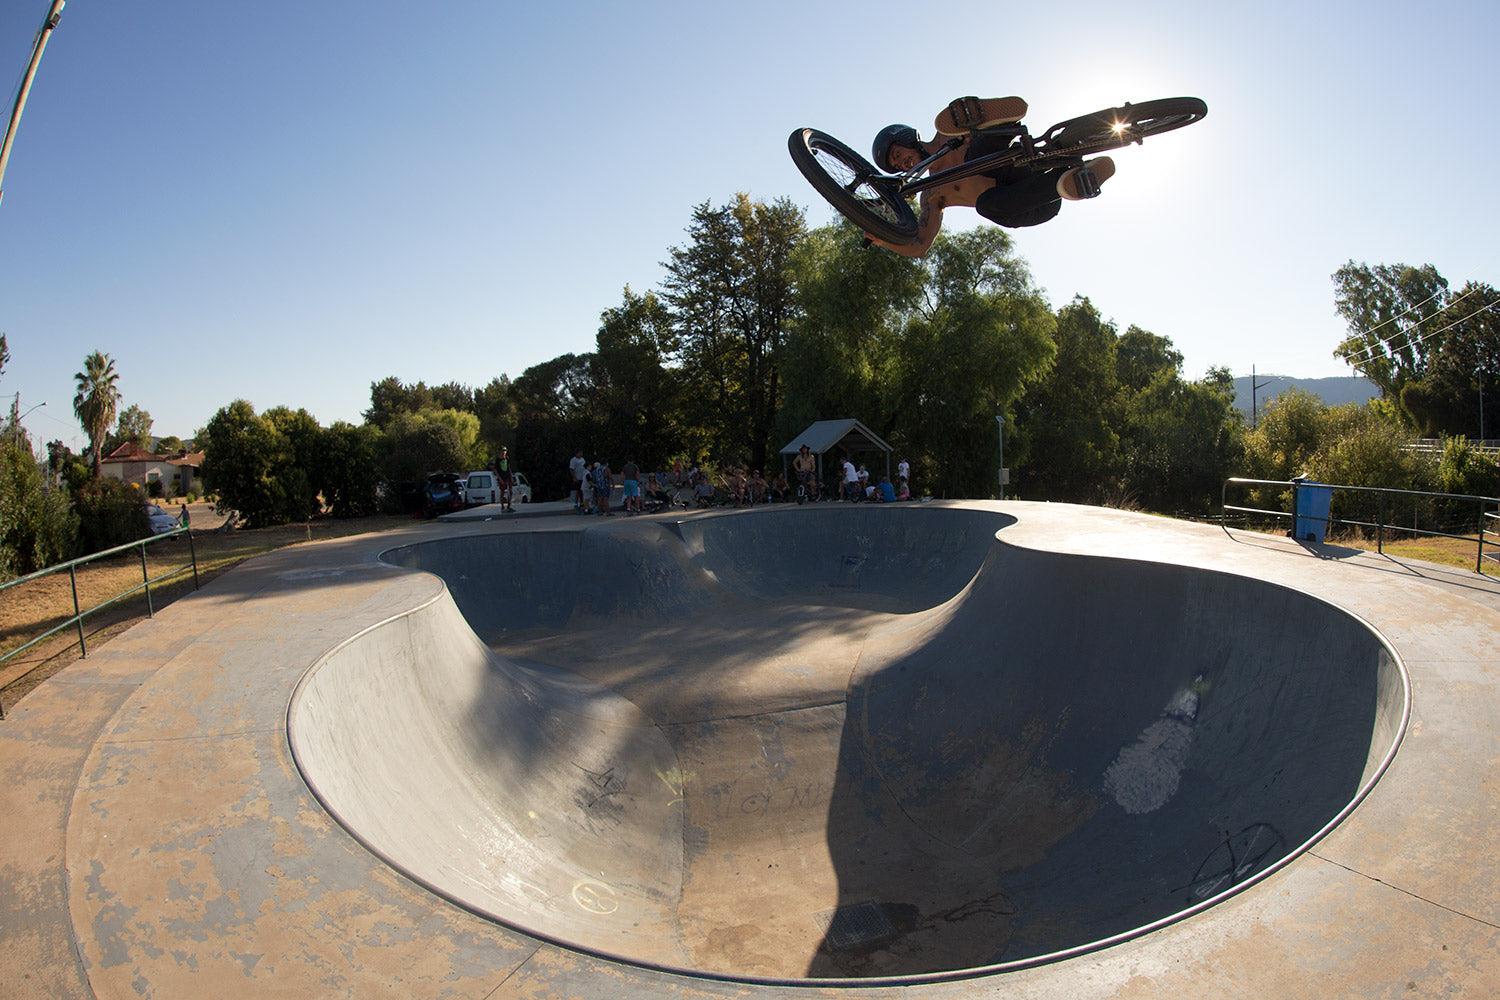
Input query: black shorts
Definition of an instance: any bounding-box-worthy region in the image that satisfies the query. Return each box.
[966,130,1063,229]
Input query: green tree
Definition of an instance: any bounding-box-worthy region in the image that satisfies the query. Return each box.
[364,377,434,429]
[429,381,474,412]
[662,194,805,469]
[1305,404,1428,530]
[1116,325,1184,392]
[511,354,596,498]
[1016,297,1118,502]
[1435,435,1500,498]
[592,286,680,471]
[1119,363,1245,513]
[200,399,299,527]
[72,476,148,555]
[1395,282,1500,437]
[73,350,121,476]
[473,376,518,458]
[0,442,77,578]
[107,403,154,454]
[263,406,324,519]
[321,421,381,518]
[780,221,924,447]
[1243,387,1327,482]
[1332,261,1449,402]
[891,228,1056,497]
[381,410,472,482]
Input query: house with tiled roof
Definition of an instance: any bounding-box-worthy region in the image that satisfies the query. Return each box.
[99,441,203,496]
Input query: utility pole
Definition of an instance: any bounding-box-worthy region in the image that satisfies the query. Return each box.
[1250,366,1284,430]
[0,1,67,207]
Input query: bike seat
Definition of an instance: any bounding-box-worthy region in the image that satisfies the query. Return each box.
[934,96,1028,136]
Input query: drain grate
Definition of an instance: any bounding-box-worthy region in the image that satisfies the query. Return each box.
[815,900,897,950]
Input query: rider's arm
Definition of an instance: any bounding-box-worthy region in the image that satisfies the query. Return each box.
[866,133,963,257]
[868,190,943,257]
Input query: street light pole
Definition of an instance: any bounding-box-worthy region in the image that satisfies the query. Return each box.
[996,415,1005,500]
[11,398,45,447]
[0,1,67,208]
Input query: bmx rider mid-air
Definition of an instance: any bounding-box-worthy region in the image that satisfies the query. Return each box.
[867,96,1115,257]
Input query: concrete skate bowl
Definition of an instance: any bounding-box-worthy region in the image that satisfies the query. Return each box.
[288,505,1407,986]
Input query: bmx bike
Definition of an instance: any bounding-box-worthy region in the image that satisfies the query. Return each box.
[788,96,1207,245]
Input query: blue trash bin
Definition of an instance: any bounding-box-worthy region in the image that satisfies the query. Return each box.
[1293,481,1333,543]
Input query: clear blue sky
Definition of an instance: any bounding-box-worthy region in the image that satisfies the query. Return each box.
[2,0,1497,451]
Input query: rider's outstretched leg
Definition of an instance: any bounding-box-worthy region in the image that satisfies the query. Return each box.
[1058,156,1115,200]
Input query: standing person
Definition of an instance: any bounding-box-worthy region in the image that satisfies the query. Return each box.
[569,449,587,511]
[792,444,817,502]
[842,456,859,501]
[592,460,614,516]
[493,447,516,513]
[897,455,911,497]
[621,456,641,514]
[580,462,595,514]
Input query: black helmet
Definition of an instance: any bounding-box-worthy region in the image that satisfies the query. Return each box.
[872,124,922,173]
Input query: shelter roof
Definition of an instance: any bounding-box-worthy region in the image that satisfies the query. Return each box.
[779,419,892,456]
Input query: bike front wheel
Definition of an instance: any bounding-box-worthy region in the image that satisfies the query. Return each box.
[788,128,919,245]
[1035,97,1207,159]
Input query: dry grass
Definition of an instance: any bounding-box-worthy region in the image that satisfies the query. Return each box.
[0,504,414,710]
[1328,531,1500,576]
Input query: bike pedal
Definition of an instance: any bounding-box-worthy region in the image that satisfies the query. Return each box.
[945,96,985,129]
[1073,167,1102,199]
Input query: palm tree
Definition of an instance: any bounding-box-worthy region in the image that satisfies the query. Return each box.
[73,350,120,476]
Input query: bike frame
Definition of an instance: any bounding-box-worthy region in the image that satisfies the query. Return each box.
[886,118,1129,197]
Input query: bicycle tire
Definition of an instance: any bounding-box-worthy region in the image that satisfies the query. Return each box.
[788,128,919,245]
[1034,97,1207,161]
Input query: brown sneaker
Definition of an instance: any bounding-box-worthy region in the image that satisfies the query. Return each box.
[934,96,1029,136]
[1057,156,1115,200]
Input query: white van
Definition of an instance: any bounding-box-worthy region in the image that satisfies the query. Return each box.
[464,471,498,506]
[465,470,532,506]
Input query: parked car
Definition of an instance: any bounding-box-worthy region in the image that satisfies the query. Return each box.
[464,471,498,506]
[141,502,181,535]
[422,473,467,518]
[464,469,532,506]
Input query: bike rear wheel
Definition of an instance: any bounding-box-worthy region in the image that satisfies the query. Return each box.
[1035,97,1207,160]
[788,128,918,245]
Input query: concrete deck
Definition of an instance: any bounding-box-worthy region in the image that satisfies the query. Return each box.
[3,501,1498,998]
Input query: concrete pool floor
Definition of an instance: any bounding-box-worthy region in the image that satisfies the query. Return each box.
[2,501,1498,998]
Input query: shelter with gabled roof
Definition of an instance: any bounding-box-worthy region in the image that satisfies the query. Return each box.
[778,418,893,483]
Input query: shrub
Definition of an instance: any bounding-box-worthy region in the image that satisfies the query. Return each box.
[73,477,149,555]
[0,444,78,579]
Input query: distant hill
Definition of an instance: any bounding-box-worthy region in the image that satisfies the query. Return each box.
[1230,375,1379,418]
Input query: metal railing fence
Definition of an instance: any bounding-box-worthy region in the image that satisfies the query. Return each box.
[1221,477,1499,574]
[0,525,199,718]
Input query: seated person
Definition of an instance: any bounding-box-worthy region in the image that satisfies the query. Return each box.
[748,470,768,503]
[867,96,1115,258]
[692,471,716,508]
[644,472,670,505]
[878,476,897,503]
[770,471,789,503]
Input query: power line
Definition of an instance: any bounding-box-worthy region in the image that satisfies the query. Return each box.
[1343,298,1500,373]
[1339,285,1494,366]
